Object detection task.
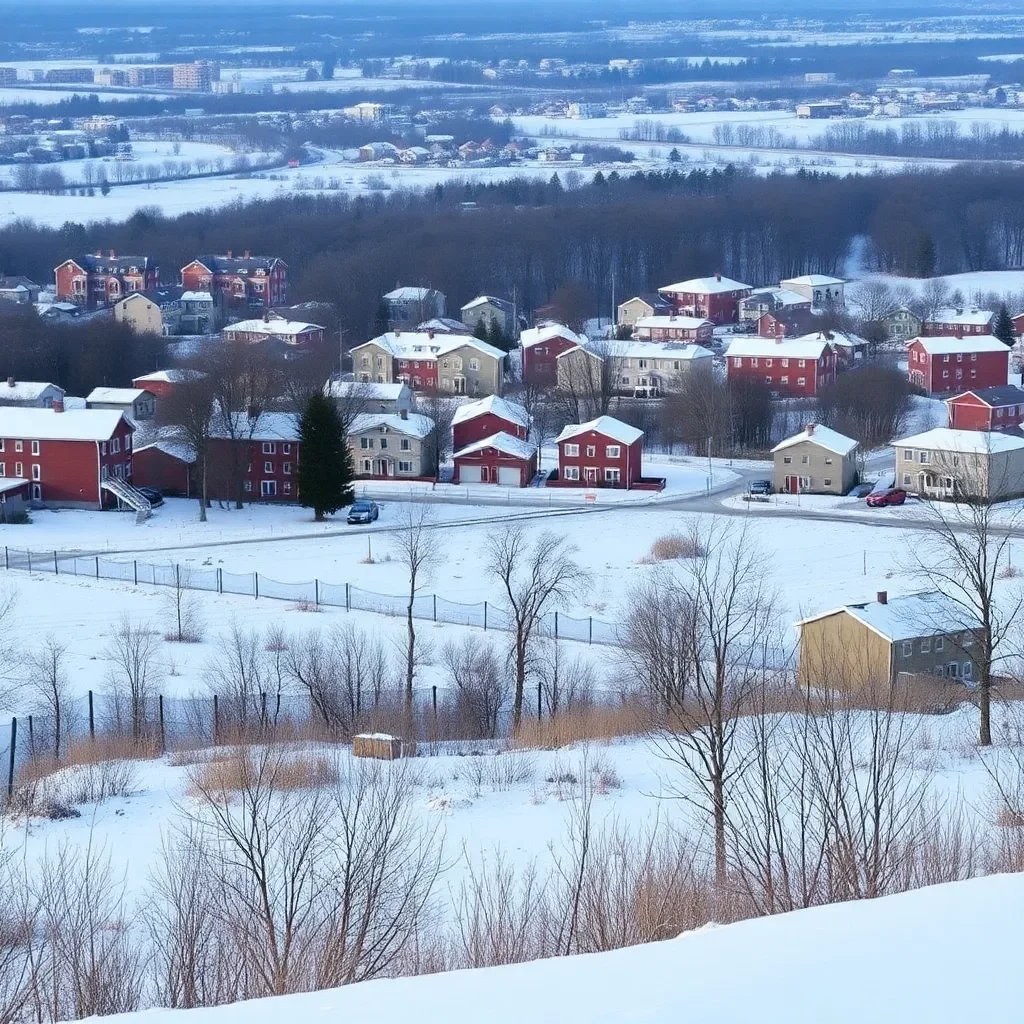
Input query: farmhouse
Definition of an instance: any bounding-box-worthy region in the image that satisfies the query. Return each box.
[112,289,182,336]
[756,309,826,339]
[883,306,923,343]
[208,411,300,502]
[519,323,585,385]
[382,287,446,329]
[779,274,845,308]
[453,432,537,487]
[727,336,837,398]
[553,415,644,489]
[223,316,326,348]
[945,385,1024,432]
[616,292,674,327]
[771,423,858,495]
[326,380,412,416]
[657,274,752,324]
[131,368,206,400]
[461,295,517,338]
[132,438,195,497]
[739,287,811,322]
[906,335,1009,395]
[451,394,530,451]
[180,253,287,311]
[348,412,434,479]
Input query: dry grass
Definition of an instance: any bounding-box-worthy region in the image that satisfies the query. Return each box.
[291,600,322,613]
[512,705,651,750]
[639,532,704,564]
[186,747,339,796]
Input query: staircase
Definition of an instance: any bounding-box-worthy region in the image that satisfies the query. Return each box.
[101,476,153,523]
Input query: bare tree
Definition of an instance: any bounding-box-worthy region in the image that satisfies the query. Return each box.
[441,636,512,739]
[159,370,215,522]
[849,279,894,323]
[915,276,951,320]
[204,620,266,732]
[485,526,587,729]
[24,635,71,760]
[415,390,458,479]
[391,504,441,734]
[104,615,161,742]
[536,638,595,716]
[553,340,621,422]
[162,563,205,643]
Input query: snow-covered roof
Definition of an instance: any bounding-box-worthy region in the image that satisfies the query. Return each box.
[86,387,150,405]
[384,286,438,301]
[772,424,858,457]
[519,323,584,349]
[453,431,537,461]
[556,415,644,446]
[461,295,513,312]
[210,411,299,442]
[133,368,206,385]
[135,438,197,464]
[659,275,751,295]
[224,318,322,337]
[326,380,408,401]
[180,290,214,302]
[894,427,1024,454]
[0,380,63,402]
[0,407,125,442]
[794,331,866,350]
[348,412,434,439]
[726,336,832,359]
[927,307,994,327]
[747,287,810,307]
[451,395,530,429]
[0,478,28,495]
[799,591,979,643]
[912,335,1009,355]
[781,274,845,287]
[633,315,713,330]
[355,332,505,362]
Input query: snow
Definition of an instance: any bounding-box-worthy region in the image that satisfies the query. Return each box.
[930,307,995,327]
[725,336,831,359]
[633,315,712,331]
[326,381,407,401]
[913,334,1008,356]
[0,380,62,402]
[86,387,148,404]
[224,318,322,336]
[384,286,438,301]
[349,412,434,439]
[660,275,750,294]
[806,589,979,642]
[452,432,536,461]
[782,274,845,287]
[555,416,644,446]
[895,426,1024,454]
[851,270,1024,298]
[772,424,858,457]
[602,340,712,361]
[450,395,530,430]
[209,411,298,442]
[0,406,124,441]
[90,873,1024,1024]
[363,332,506,362]
[519,323,584,349]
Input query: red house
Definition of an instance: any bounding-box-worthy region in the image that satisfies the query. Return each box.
[657,274,752,325]
[208,412,300,502]
[453,433,538,487]
[451,395,530,452]
[945,385,1024,431]
[552,416,644,489]
[727,336,837,398]
[0,404,134,508]
[922,308,994,338]
[222,315,325,348]
[133,438,195,496]
[519,323,584,385]
[180,253,287,311]
[632,315,714,344]
[54,252,158,309]
[756,309,825,339]
[907,335,1009,395]
[131,368,207,400]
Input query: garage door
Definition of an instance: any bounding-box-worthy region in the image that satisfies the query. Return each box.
[498,466,521,487]
[459,464,482,483]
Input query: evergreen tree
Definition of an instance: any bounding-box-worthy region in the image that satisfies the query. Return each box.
[549,172,563,195]
[321,54,336,80]
[472,319,489,341]
[913,233,937,278]
[668,147,682,163]
[373,298,391,336]
[298,393,353,521]
[486,314,506,350]
[592,170,607,187]
[994,303,1016,348]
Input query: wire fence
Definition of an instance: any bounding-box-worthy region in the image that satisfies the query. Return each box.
[0,545,620,647]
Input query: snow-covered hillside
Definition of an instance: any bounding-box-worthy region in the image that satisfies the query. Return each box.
[97,873,1024,1024]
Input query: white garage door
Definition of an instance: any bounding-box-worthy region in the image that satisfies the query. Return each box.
[498,466,521,487]
[459,464,482,483]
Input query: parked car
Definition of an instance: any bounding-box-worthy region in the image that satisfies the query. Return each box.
[347,500,380,524]
[866,488,906,508]
[136,486,164,507]
[748,479,772,495]
[848,483,874,498]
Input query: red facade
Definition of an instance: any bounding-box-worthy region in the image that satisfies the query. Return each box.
[633,319,713,344]
[453,445,537,487]
[452,410,528,452]
[522,334,579,385]
[208,436,299,502]
[554,429,643,489]
[181,254,287,310]
[394,358,439,390]
[907,339,1009,395]
[922,315,994,338]
[727,343,836,398]
[133,445,193,495]
[657,277,751,325]
[945,390,1024,431]
[55,253,158,309]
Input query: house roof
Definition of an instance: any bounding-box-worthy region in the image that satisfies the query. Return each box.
[795,330,866,350]
[451,395,530,430]
[926,307,994,327]
[355,332,505,362]
[519,323,585,349]
[180,290,214,302]
[415,317,473,334]
[659,275,751,295]
[384,286,440,301]
[86,387,151,405]
[634,315,713,331]
[781,274,845,287]
[132,368,206,385]
[894,426,1024,454]
[453,431,537,461]
[555,415,644,446]
[911,335,1009,356]
[349,412,434,439]
[797,591,980,643]
[462,295,514,313]
[210,411,300,442]
[0,380,63,402]
[65,254,155,274]
[726,336,832,359]
[0,407,126,442]
[0,478,29,495]
[772,424,858,457]
[135,438,196,464]
[224,318,322,337]
[191,255,284,274]
[326,380,408,401]
[946,385,1024,407]
[567,340,713,361]
[620,292,674,312]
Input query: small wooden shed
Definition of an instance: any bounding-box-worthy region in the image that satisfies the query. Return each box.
[352,733,403,760]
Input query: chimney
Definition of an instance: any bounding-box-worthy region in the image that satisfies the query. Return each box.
[876,591,888,605]
[805,422,815,435]
[6,377,13,389]
[715,272,722,282]
[95,249,102,258]
[399,407,408,420]
[427,328,435,340]
[226,250,232,259]
[52,398,64,413]
[109,249,116,259]
[243,249,251,259]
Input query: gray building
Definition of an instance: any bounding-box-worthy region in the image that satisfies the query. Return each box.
[383,286,446,329]
[461,295,517,337]
[772,423,859,495]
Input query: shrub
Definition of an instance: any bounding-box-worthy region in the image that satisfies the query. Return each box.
[187,746,339,796]
[643,532,704,563]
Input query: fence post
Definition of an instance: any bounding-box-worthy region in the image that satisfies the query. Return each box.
[345,582,350,611]
[175,563,180,590]
[483,600,488,631]
[315,579,319,607]
[554,610,559,639]
[6,717,15,800]
[53,551,58,575]
[589,617,593,644]
[159,695,165,754]
[27,550,31,573]
[260,691,268,731]
[217,567,223,594]
[212,695,219,744]
[433,594,437,622]
[88,690,95,740]
[3,547,6,571]
[94,555,99,579]
[27,715,33,755]
[254,572,259,599]
[537,681,542,720]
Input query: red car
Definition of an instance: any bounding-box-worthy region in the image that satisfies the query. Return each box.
[866,488,907,508]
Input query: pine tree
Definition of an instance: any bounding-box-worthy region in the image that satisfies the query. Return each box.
[913,233,937,278]
[549,172,563,195]
[472,319,489,341]
[668,147,682,163]
[298,394,353,521]
[486,314,506,349]
[994,303,1016,348]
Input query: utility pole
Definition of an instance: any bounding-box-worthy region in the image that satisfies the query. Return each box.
[610,268,616,338]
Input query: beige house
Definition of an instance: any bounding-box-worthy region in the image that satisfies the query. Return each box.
[772,423,858,495]
[779,274,845,308]
[796,590,982,690]
[347,411,434,478]
[113,292,164,335]
[557,340,712,398]
[616,293,673,327]
[895,427,1024,502]
[350,333,505,396]
[85,386,156,422]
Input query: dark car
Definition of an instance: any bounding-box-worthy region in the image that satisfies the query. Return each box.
[347,500,380,524]
[136,486,164,507]
[748,479,772,495]
[848,483,874,498]
[866,488,907,508]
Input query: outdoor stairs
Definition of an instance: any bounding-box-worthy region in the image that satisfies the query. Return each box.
[100,476,153,523]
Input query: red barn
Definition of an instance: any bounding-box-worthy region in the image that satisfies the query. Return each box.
[54,252,158,309]
[180,252,287,311]
[208,412,300,502]
[726,336,837,398]
[453,432,538,487]
[922,307,994,338]
[0,404,134,508]
[519,323,584,385]
[907,335,1009,395]
[945,385,1024,431]
[552,415,643,489]
[632,315,714,344]
[657,274,751,325]
[451,395,530,452]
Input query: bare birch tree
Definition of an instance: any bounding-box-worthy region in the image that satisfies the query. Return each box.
[24,634,71,760]
[105,615,161,743]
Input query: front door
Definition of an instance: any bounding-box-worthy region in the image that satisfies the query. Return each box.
[786,475,799,493]
[480,466,491,483]
[374,458,392,477]
[584,467,598,484]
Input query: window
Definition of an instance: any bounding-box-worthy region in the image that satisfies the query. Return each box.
[31,464,40,481]
[921,638,931,653]
[620,375,631,385]
[606,445,621,458]
[765,376,773,385]
[0,465,4,477]
[944,354,950,363]
[261,480,277,497]
[783,456,792,464]
[780,375,789,384]
[963,661,974,680]
[801,455,809,465]
[263,461,273,473]
[919,451,930,464]
[361,356,370,367]
[283,443,292,454]
[751,358,759,368]
[262,442,276,455]
[380,438,388,450]
[244,480,253,493]
[15,441,23,453]
[781,358,789,368]
[638,359,648,369]
[970,352,977,361]
[797,377,806,387]
[361,459,371,473]
[903,449,912,459]
[798,360,806,368]
[824,457,833,465]
[111,437,119,454]
[936,636,944,652]
[824,478,832,486]
[398,460,413,473]
[360,437,372,449]
[564,466,580,481]
[765,358,773,367]
[732,357,742,368]
[586,445,596,457]
[0,441,3,453]
[604,468,621,483]
[469,359,479,371]
[997,407,1004,418]
[565,443,579,457]
[902,642,913,657]
[14,462,22,478]
[902,474,911,485]
[400,439,411,451]
[30,440,39,456]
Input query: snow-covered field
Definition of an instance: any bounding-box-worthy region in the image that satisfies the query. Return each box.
[850,269,1024,303]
